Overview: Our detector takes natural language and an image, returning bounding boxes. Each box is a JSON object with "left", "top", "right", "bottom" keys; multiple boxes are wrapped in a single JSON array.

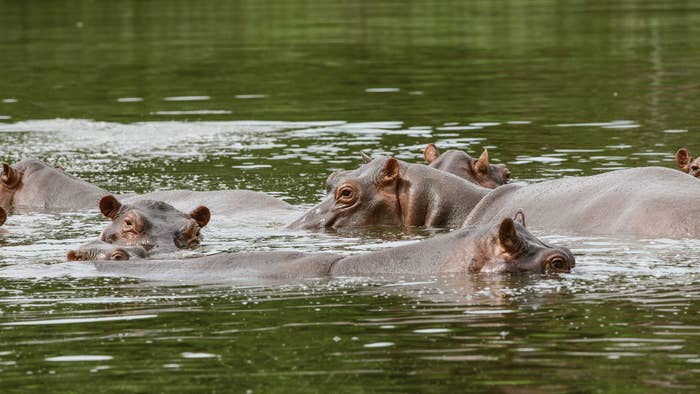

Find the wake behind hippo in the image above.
[
  {"left": 464, "top": 166, "right": 700, "bottom": 239},
  {"left": 87, "top": 213, "right": 574, "bottom": 282},
  {"left": 289, "top": 155, "right": 490, "bottom": 230}
]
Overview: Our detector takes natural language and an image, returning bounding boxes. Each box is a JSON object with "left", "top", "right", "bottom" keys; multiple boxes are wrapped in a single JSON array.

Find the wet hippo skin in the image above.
[
  {"left": 423, "top": 144, "right": 511, "bottom": 188},
  {"left": 0, "top": 159, "right": 108, "bottom": 213},
  {"left": 90, "top": 214, "right": 575, "bottom": 282},
  {"left": 289, "top": 156, "right": 490, "bottom": 230},
  {"left": 464, "top": 167, "right": 700, "bottom": 238}
]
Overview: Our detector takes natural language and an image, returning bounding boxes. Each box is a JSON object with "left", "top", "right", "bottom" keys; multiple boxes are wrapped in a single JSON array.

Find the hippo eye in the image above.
[
  {"left": 335, "top": 184, "right": 358, "bottom": 205},
  {"left": 547, "top": 257, "right": 569, "bottom": 272},
  {"left": 110, "top": 250, "right": 129, "bottom": 261}
]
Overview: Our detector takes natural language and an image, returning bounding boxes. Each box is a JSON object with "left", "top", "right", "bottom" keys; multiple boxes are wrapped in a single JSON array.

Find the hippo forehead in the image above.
[
  {"left": 327, "top": 158, "right": 393, "bottom": 189},
  {"left": 121, "top": 200, "right": 190, "bottom": 220}
]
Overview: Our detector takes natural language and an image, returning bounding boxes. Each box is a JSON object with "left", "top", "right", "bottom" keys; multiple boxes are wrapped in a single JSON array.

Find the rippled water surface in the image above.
[{"left": 2, "top": 1, "right": 700, "bottom": 392}]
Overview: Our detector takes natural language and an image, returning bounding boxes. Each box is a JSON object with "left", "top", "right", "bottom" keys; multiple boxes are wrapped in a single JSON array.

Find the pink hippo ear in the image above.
[
  {"left": 0, "top": 207, "right": 6, "bottom": 226},
  {"left": 381, "top": 157, "right": 400, "bottom": 185},
  {"left": 474, "top": 149, "right": 490, "bottom": 174},
  {"left": 190, "top": 205, "right": 211, "bottom": 228},
  {"left": 1, "top": 163, "right": 21, "bottom": 189},
  {"left": 513, "top": 210, "right": 526, "bottom": 227},
  {"left": 676, "top": 148, "right": 693, "bottom": 173},
  {"left": 99, "top": 195, "right": 122, "bottom": 220},
  {"left": 360, "top": 152, "right": 372, "bottom": 164},
  {"left": 498, "top": 217, "right": 524, "bottom": 255},
  {"left": 423, "top": 144, "right": 440, "bottom": 164}
]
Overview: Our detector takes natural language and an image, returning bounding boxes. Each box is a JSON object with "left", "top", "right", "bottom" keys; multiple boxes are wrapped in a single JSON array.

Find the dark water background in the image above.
[{"left": 2, "top": 1, "right": 700, "bottom": 392}]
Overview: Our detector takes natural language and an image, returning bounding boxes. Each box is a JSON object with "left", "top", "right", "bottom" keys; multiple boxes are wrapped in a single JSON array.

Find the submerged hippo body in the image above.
[
  {"left": 91, "top": 215, "right": 574, "bottom": 281},
  {"left": 0, "top": 159, "right": 108, "bottom": 213},
  {"left": 122, "top": 189, "right": 298, "bottom": 223},
  {"left": 424, "top": 144, "right": 511, "bottom": 188},
  {"left": 464, "top": 167, "right": 700, "bottom": 238},
  {"left": 289, "top": 156, "right": 489, "bottom": 230},
  {"left": 98, "top": 195, "right": 211, "bottom": 253}
]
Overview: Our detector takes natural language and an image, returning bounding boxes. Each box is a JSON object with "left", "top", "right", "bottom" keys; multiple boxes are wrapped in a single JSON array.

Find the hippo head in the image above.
[
  {"left": 0, "top": 162, "right": 22, "bottom": 212},
  {"left": 676, "top": 148, "right": 700, "bottom": 178},
  {"left": 289, "top": 156, "right": 403, "bottom": 230},
  {"left": 424, "top": 144, "right": 510, "bottom": 188},
  {"left": 67, "top": 241, "right": 147, "bottom": 261},
  {"left": 98, "top": 195, "right": 211, "bottom": 252},
  {"left": 465, "top": 211, "right": 575, "bottom": 274}
]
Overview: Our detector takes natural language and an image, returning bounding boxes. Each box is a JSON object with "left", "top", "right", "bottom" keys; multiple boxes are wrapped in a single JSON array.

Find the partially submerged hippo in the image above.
[
  {"left": 676, "top": 148, "right": 700, "bottom": 178},
  {"left": 67, "top": 240, "right": 147, "bottom": 261},
  {"left": 464, "top": 167, "right": 700, "bottom": 239},
  {"left": 290, "top": 156, "right": 490, "bottom": 230},
  {"left": 90, "top": 213, "right": 574, "bottom": 282},
  {"left": 98, "top": 195, "right": 211, "bottom": 252},
  {"left": 0, "top": 207, "right": 6, "bottom": 232},
  {"left": 0, "top": 159, "right": 108, "bottom": 213},
  {"left": 423, "top": 144, "right": 510, "bottom": 188}
]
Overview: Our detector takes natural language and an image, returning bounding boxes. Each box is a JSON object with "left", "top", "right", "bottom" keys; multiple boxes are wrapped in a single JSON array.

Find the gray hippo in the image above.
[
  {"left": 289, "top": 156, "right": 490, "bottom": 230},
  {"left": 676, "top": 148, "right": 700, "bottom": 178},
  {"left": 0, "top": 159, "right": 108, "bottom": 213},
  {"left": 0, "top": 159, "right": 298, "bottom": 220},
  {"left": 67, "top": 240, "right": 147, "bottom": 261},
  {"left": 423, "top": 144, "right": 511, "bottom": 188},
  {"left": 76, "top": 213, "right": 575, "bottom": 282},
  {"left": 464, "top": 167, "right": 700, "bottom": 239},
  {"left": 98, "top": 195, "right": 211, "bottom": 252}
]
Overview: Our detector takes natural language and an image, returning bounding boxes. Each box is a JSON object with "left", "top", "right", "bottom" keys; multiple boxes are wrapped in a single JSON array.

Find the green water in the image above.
[{"left": 2, "top": 1, "right": 700, "bottom": 392}]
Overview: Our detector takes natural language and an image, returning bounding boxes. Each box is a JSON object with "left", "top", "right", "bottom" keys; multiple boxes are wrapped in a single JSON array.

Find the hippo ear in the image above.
[
  {"left": 381, "top": 157, "right": 400, "bottom": 185},
  {"left": 498, "top": 217, "right": 524, "bottom": 255},
  {"left": 424, "top": 144, "right": 440, "bottom": 164},
  {"left": 0, "top": 207, "right": 6, "bottom": 226},
  {"left": 99, "top": 195, "right": 122, "bottom": 220},
  {"left": 1, "top": 163, "right": 21, "bottom": 189},
  {"left": 513, "top": 210, "right": 526, "bottom": 227},
  {"left": 474, "top": 149, "right": 490, "bottom": 174},
  {"left": 676, "top": 148, "right": 692, "bottom": 172},
  {"left": 360, "top": 152, "right": 372, "bottom": 164},
  {"left": 190, "top": 205, "right": 211, "bottom": 228}
]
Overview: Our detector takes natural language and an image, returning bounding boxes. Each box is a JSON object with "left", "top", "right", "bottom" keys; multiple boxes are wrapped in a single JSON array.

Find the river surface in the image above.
[{"left": 2, "top": 1, "right": 700, "bottom": 393}]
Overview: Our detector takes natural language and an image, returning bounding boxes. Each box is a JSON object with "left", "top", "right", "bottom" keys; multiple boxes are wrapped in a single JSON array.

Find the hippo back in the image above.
[{"left": 464, "top": 167, "right": 700, "bottom": 238}]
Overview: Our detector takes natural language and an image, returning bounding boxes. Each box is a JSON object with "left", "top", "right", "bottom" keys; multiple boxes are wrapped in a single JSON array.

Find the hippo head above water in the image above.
[
  {"left": 676, "top": 148, "right": 700, "bottom": 178},
  {"left": 67, "top": 240, "right": 147, "bottom": 262},
  {"left": 466, "top": 212, "right": 575, "bottom": 274},
  {"left": 289, "top": 154, "right": 489, "bottom": 230},
  {"left": 98, "top": 195, "right": 211, "bottom": 252},
  {"left": 423, "top": 144, "right": 510, "bottom": 188}
]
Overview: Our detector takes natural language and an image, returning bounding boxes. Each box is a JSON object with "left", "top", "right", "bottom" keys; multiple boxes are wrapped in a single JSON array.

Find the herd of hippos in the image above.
[{"left": 1, "top": 144, "right": 700, "bottom": 282}]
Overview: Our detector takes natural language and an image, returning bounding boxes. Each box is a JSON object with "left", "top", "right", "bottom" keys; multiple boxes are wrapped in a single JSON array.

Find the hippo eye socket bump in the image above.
[{"left": 335, "top": 185, "right": 357, "bottom": 204}]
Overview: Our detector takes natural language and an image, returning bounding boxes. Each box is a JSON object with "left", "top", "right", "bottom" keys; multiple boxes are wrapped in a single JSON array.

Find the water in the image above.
[{"left": 2, "top": 0, "right": 700, "bottom": 392}]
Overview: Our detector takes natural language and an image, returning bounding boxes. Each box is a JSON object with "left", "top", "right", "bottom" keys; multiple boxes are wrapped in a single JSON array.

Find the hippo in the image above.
[
  {"left": 88, "top": 213, "right": 574, "bottom": 282},
  {"left": 423, "top": 144, "right": 510, "bottom": 188},
  {"left": 0, "top": 159, "right": 108, "bottom": 213},
  {"left": 98, "top": 195, "right": 211, "bottom": 253},
  {"left": 676, "top": 148, "right": 700, "bottom": 178},
  {"left": 464, "top": 166, "right": 700, "bottom": 239},
  {"left": 289, "top": 155, "right": 490, "bottom": 230},
  {"left": 67, "top": 240, "right": 147, "bottom": 261}
]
